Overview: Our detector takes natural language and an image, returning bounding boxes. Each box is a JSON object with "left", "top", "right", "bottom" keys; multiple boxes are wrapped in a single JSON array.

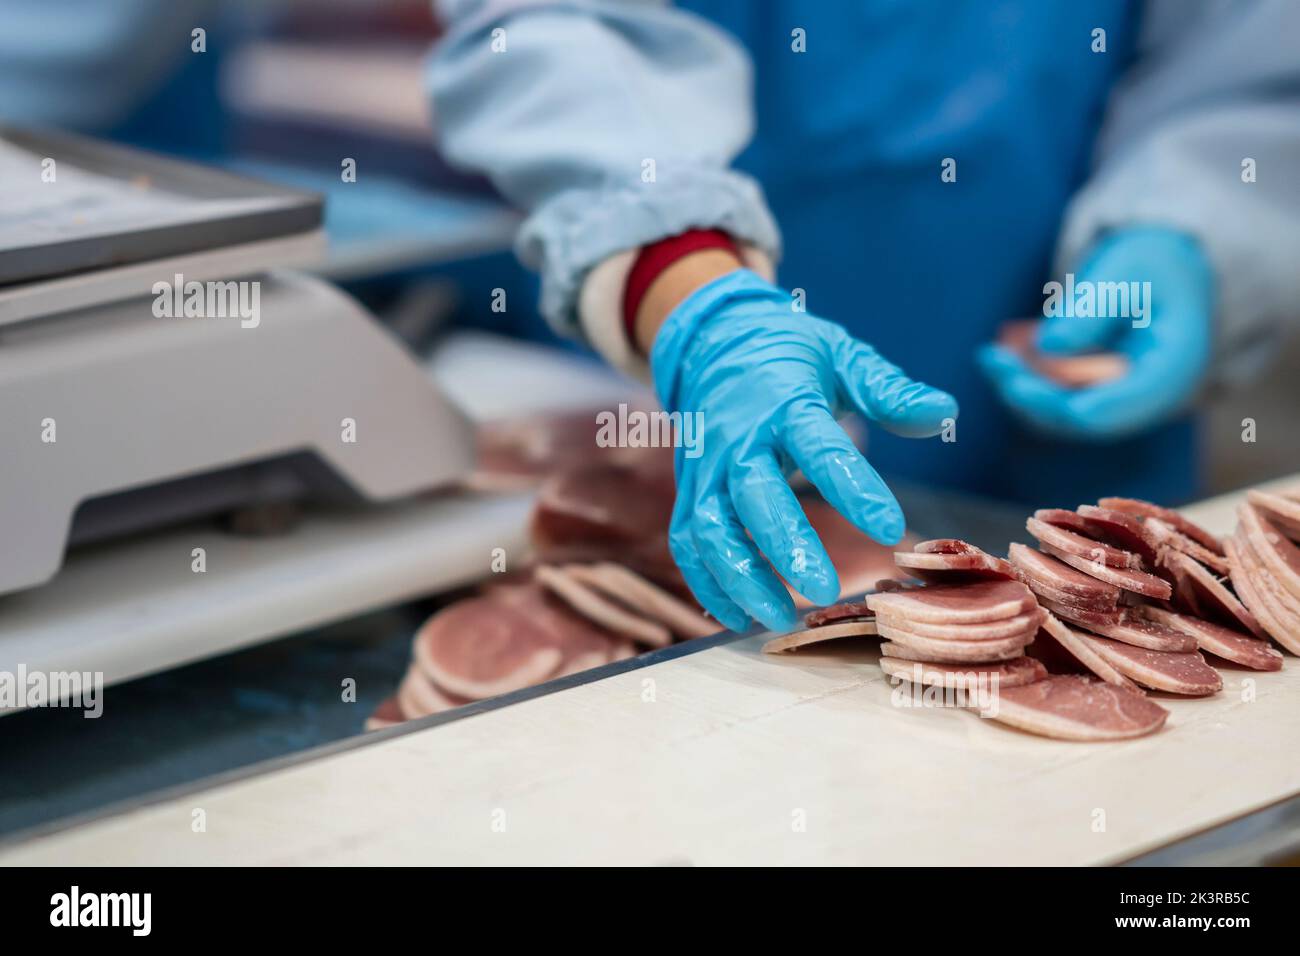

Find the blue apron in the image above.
[{"left": 686, "top": 0, "right": 1200, "bottom": 507}]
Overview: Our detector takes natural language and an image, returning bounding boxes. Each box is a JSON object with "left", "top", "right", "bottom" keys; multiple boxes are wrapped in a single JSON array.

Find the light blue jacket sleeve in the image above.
[
  {"left": 0, "top": 0, "right": 215, "bottom": 131},
  {"left": 427, "top": 0, "right": 780, "bottom": 336},
  {"left": 1056, "top": 0, "right": 1300, "bottom": 387}
]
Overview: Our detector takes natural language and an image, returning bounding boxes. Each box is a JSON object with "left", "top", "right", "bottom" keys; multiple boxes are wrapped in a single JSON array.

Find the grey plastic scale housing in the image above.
[{"left": 0, "top": 270, "right": 475, "bottom": 597}]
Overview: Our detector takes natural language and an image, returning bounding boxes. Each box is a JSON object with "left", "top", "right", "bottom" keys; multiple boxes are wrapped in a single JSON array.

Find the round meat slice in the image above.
[
  {"left": 1246, "top": 488, "right": 1300, "bottom": 541},
  {"left": 1008, "top": 543, "right": 1120, "bottom": 608},
  {"left": 413, "top": 596, "right": 565, "bottom": 700},
  {"left": 762, "top": 619, "right": 877, "bottom": 654},
  {"left": 894, "top": 539, "right": 1016, "bottom": 582},
  {"left": 1098, "top": 496, "right": 1223, "bottom": 555},
  {"left": 1074, "top": 633, "right": 1223, "bottom": 696},
  {"left": 563, "top": 562, "right": 715, "bottom": 639},
  {"left": 1072, "top": 505, "right": 1160, "bottom": 566},
  {"left": 364, "top": 695, "right": 406, "bottom": 731},
  {"left": 1087, "top": 609, "right": 1199, "bottom": 653},
  {"left": 531, "top": 458, "right": 683, "bottom": 594},
  {"left": 872, "top": 607, "right": 1042, "bottom": 641},
  {"left": 399, "top": 667, "right": 473, "bottom": 718},
  {"left": 1034, "top": 596, "right": 1124, "bottom": 630},
  {"left": 804, "top": 600, "right": 874, "bottom": 628},
  {"left": 1139, "top": 605, "right": 1284, "bottom": 671},
  {"left": 880, "top": 655, "right": 1047, "bottom": 690},
  {"left": 866, "top": 578, "right": 1036, "bottom": 624},
  {"left": 491, "top": 582, "right": 625, "bottom": 676},
  {"left": 883, "top": 642, "right": 1024, "bottom": 665},
  {"left": 608, "top": 640, "right": 638, "bottom": 662},
  {"left": 1158, "top": 548, "right": 1263, "bottom": 638},
  {"left": 874, "top": 620, "right": 1032, "bottom": 661},
  {"left": 981, "top": 675, "right": 1168, "bottom": 741},
  {"left": 1037, "top": 541, "right": 1172, "bottom": 600},
  {"left": 997, "top": 320, "right": 1129, "bottom": 388},
  {"left": 1036, "top": 611, "right": 1138, "bottom": 690},
  {"left": 536, "top": 565, "right": 672, "bottom": 647},
  {"left": 1025, "top": 517, "right": 1141, "bottom": 569},
  {"left": 1145, "top": 517, "right": 1229, "bottom": 576}
]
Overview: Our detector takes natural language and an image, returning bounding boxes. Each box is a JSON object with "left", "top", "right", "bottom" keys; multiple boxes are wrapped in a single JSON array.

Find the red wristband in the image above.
[{"left": 622, "top": 229, "right": 740, "bottom": 341}]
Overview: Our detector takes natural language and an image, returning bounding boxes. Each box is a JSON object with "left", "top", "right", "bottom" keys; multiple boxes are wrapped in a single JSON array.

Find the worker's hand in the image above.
[
  {"left": 650, "top": 269, "right": 958, "bottom": 633},
  {"left": 978, "top": 226, "right": 1214, "bottom": 440}
]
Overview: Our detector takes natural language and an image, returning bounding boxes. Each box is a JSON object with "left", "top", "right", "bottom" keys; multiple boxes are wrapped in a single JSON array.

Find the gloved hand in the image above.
[
  {"left": 978, "top": 226, "right": 1214, "bottom": 441},
  {"left": 650, "top": 269, "right": 958, "bottom": 634}
]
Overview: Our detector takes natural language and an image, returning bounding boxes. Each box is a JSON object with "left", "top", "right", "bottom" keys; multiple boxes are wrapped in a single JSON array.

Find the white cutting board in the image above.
[
  {"left": 6, "top": 478, "right": 1299, "bottom": 865},
  {"left": 0, "top": 333, "right": 638, "bottom": 710}
]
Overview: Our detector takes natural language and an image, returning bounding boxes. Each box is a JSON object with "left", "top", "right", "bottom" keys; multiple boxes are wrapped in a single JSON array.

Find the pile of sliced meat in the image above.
[
  {"left": 369, "top": 411, "right": 903, "bottom": 729},
  {"left": 1225, "top": 490, "right": 1300, "bottom": 658},
  {"left": 764, "top": 489, "right": 1298, "bottom": 742},
  {"left": 370, "top": 568, "right": 713, "bottom": 729}
]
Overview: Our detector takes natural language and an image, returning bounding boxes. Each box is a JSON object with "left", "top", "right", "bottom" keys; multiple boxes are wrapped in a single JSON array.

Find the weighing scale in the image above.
[{"left": 0, "top": 129, "right": 625, "bottom": 711}]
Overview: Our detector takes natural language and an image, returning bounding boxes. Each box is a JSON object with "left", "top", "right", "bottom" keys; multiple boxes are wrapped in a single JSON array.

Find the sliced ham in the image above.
[
  {"left": 997, "top": 320, "right": 1129, "bottom": 389},
  {"left": 412, "top": 596, "right": 564, "bottom": 700},
  {"left": 1025, "top": 517, "right": 1141, "bottom": 569},
  {"left": 1073, "top": 633, "right": 1222, "bottom": 696},
  {"left": 1138, "top": 605, "right": 1284, "bottom": 671},
  {"left": 880, "top": 655, "right": 1047, "bottom": 690},
  {"left": 1158, "top": 548, "right": 1264, "bottom": 639},
  {"left": 1035, "top": 596, "right": 1124, "bottom": 630},
  {"left": 872, "top": 607, "right": 1042, "bottom": 641},
  {"left": 1008, "top": 543, "right": 1120, "bottom": 609},
  {"left": 1237, "top": 502, "right": 1300, "bottom": 612},
  {"left": 563, "top": 562, "right": 715, "bottom": 639},
  {"left": 1224, "top": 532, "right": 1300, "bottom": 654},
  {"left": 805, "top": 600, "right": 874, "bottom": 628},
  {"left": 893, "top": 539, "right": 1016, "bottom": 582},
  {"left": 1086, "top": 609, "right": 1199, "bottom": 653},
  {"left": 1224, "top": 536, "right": 1291, "bottom": 644},
  {"left": 874, "top": 620, "right": 1031, "bottom": 661},
  {"left": 608, "top": 640, "right": 638, "bottom": 661},
  {"left": 762, "top": 619, "right": 878, "bottom": 654},
  {"left": 1246, "top": 488, "right": 1300, "bottom": 541},
  {"left": 1037, "top": 541, "right": 1172, "bottom": 600},
  {"left": 492, "top": 582, "right": 625, "bottom": 676},
  {"left": 467, "top": 406, "right": 665, "bottom": 492},
  {"left": 535, "top": 565, "right": 672, "bottom": 647},
  {"left": 1036, "top": 611, "right": 1138, "bottom": 690},
  {"left": 981, "top": 675, "right": 1168, "bottom": 742},
  {"left": 865, "top": 578, "right": 1036, "bottom": 624},
  {"left": 1097, "top": 496, "right": 1223, "bottom": 555},
  {"left": 399, "top": 668, "right": 472, "bottom": 718},
  {"left": 1145, "top": 517, "right": 1229, "bottom": 576},
  {"left": 531, "top": 459, "right": 684, "bottom": 595},
  {"left": 364, "top": 695, "right": 406, "bottom": 731},
  {"left": 1072, "top": 505, "right": 1160, "bottom": 566}
]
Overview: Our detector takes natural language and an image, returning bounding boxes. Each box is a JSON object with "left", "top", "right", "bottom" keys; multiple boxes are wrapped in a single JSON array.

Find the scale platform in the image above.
[{"left": 0, "top": 127, "right": 639, "bottom": 713}]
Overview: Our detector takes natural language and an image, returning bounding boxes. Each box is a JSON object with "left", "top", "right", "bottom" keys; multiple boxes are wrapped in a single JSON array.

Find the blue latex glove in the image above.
[
  {"left": 978, "top": 226, "right": 1214, "bottom": 441},
  {"left": 650, "top": 270, "right": 958, "bottom": 634}
]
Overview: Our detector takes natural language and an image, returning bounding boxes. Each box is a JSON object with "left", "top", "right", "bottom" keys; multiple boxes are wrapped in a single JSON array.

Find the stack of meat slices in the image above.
[
  {"left": 1102, "top": 496, "right": 1288, "bottom": 668},
  {"left": 368, "top": 565, "right": 713, "bottom": 729},
  {"left": 1224, "top": 491, "right": 1300, "bottom": 658},
  {"left": 877, "top": 541, "right": 1170, "bottom": 741},
  {"left": 1016, "top": 499, "right": 1284, "bottom": 694}
]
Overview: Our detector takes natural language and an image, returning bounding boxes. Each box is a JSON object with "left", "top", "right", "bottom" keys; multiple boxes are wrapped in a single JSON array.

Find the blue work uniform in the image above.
[{"left": 690, "top": 1, "right": 1195, "bottom": 506}]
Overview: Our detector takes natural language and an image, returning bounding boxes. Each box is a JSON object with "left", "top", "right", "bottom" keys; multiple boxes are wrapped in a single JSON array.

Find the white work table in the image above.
[{"left": 4, "top": 479, "right": 1299, "bottom": 866}]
